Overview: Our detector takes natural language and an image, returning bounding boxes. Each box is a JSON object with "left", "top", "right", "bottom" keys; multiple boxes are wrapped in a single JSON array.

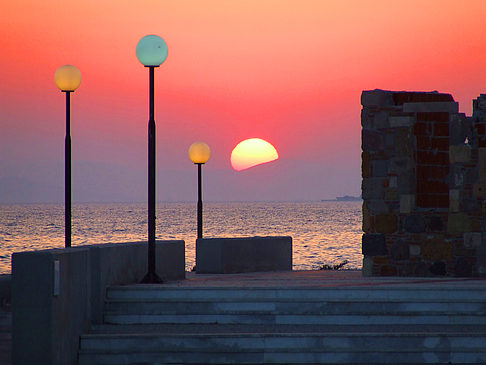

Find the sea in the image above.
[{"left": 0, "top": 201, "right": 362, "bottom": 275}]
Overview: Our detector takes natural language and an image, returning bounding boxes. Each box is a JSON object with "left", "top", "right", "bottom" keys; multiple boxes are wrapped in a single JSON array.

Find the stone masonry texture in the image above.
[{"left": 361, "top": 90, "right": 486, "bottom": 277}]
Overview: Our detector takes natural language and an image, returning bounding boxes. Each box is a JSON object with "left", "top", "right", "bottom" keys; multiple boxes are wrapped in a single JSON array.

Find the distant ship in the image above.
[{"left": 335, "top": 195, "right": 362, "bottom": 201}]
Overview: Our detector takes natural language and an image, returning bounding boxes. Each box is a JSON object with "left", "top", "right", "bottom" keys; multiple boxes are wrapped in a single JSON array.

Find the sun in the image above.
[{"left": 230, "top": 138, "right": 279, "bottom": 171}]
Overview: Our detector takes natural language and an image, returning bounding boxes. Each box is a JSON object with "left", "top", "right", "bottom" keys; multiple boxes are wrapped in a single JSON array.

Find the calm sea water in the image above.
[{"left": 0, "top": 201, "right": 362, "bottom": 274}]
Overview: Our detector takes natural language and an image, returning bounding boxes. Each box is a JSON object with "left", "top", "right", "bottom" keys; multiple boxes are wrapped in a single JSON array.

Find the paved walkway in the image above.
[{"left": 162, "top": 269, "right": 486, "bottom": 289}]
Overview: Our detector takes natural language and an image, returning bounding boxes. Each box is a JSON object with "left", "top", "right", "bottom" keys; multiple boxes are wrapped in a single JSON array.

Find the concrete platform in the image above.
[{"left": 161, "top": 269, "right": 486, "bottom": 289}]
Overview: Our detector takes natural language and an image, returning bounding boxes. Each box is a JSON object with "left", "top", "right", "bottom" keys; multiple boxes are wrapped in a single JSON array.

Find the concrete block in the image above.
[
  {"left": 400, "top": 195, "right": 415, "bottom": 213},
  {"left": 362, "top": 233, "right": 386, "bottom": 256},
  {"left": 464, "top": 232, "right": 482, "bottom": 249},
  {"left": 389, "top": 116, "right": 415, "bottom": 128},
  {"left": 450, "top": 144, "right": 471, "bottom": 163},
  {"left": 196, "top": 237, "right": 292, "bottom": 274},
  {"left": 402, "top": 102, "right": 458, "bottom": 113},
  {"left": 479, "top": 148, "right": 486, "bottom": 182},
  {"left": 449, "top": 189, "right": 460, "bottom": 212}
]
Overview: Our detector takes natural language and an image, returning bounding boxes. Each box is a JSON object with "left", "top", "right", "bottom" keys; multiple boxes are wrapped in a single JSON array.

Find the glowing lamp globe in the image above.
[
  {"left": 188, "top": 142, "right": 211, "bottom": 164},
  {"left": 136, "top": 35, "right": 168, "bottom": 66},
  {"left": 54, "top": 65, "right": 81, "bottom": 91}
]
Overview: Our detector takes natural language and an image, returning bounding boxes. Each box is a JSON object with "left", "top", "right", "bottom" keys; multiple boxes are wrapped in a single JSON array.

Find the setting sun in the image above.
[{"left": 230, "top": 138, "right": 279, "bottom": 171}]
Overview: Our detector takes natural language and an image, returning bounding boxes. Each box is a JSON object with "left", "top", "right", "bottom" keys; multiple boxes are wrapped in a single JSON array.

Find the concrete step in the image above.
[
  {"left": 103, "top": 312, "right": 486, "bottom": 325},
  {"left": 106, "top": 285, "right": 486, "bottom": 301},
  {"left": 104, "top": 298, "right": 486, "bottom": 315},
  {"left": 103, "top": 285, "right": 486, "bottom": 326},
  {"left": 79, "top": 285, "right": 486, "bottom": 364},
  {"left": 78, "top": 332, "right": 486, "bottom": 364},
  {"left": 87, "top": 323, "right": 486, "bottom": 335}
]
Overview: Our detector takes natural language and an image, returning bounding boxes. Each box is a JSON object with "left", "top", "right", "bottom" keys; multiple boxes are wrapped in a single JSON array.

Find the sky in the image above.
[{"left": 2, "top": 0, "right": 486, "bottom": 203}]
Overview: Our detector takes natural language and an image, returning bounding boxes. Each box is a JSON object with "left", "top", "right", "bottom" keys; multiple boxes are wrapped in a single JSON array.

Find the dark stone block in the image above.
[
  {"left": 362, "top": 130, "right": 384, "bottom": 151},
  {"left": 462, "top": 199, "right": 480, "bottom": 212},
  {"left": 397, "top": 173, "right": 415, "bottom": 194},
  {"left": 450, "top": 114, "right": 467, "bottom": 145},
  {"left": 373, "top": 111, "right": 389, "bottom": 129},
  {"left": 455, "top": 258, "right": 473, "bottom": 277},
  {"left": 361, "top": 108, "right": 372, "bottom": 128},
  {"left": 428, "top": 216, "right": 444, "bottom": 231},
  {"left": 389, "top": 157, "right": 413, "bottom": 175},
  {"left": 392, "top": 91, "right": 454, "bottom": 105},
  {"left": 413, "top": 261, "right": 430, "bottom": 276},
  {"left": 429, "top": 261, "right": 446, "bottom": 276},
  {"left": 362, "top": 234, "right": 386, "bottom": 256},
  {"left": 450, "top": 165, "right": 465, "bottom": 189},
  {"left": 372, "top": 160, "right": 388, "bottom": 177},
  {"left": 398, "top": 263, "right": 415, "bottom": 276},
  {"left": 361, "top": 89, "right": 395, "bottom": 108},
  {"left": 390, "top": 240, "right": 409, "bottom": 261},
  {"left": 403, "top": 214, "right": 426, "bottom": 233},
  {"left": 362, "top": 178, "right": 384, "bottom": 200}
]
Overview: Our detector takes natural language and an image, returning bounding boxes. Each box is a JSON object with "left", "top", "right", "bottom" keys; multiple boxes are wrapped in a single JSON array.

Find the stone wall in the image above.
[{"left": 361, "top": 90, "right": 486, "bottom": 277}]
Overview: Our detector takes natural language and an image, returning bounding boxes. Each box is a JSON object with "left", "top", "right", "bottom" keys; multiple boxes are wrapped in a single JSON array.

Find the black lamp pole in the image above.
[
  {"left": 142, "top": 65, "right": 162, "bottom": 283},
  {"left": 64, "top": 91, "right": 72, "bottom": 248},
  {"left": 197, "top": 163, "right": 203, "bottom": 239}
]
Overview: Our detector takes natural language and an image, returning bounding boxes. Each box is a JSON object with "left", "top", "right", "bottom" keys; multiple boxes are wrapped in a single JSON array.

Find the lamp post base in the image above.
[{"left": 140, "top": 272, "right": 163, "bottom": 284}]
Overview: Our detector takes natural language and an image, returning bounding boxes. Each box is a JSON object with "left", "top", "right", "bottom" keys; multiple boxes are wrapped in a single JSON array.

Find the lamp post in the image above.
[
  {"left": 136, "top": 35, "right": 168, "bottom": 283},
  {"left": 188, "top": 142, "right": 211, "bottom": 239},
  {"left": 55, "top": 65, "right": 81, "bottom": 248}
]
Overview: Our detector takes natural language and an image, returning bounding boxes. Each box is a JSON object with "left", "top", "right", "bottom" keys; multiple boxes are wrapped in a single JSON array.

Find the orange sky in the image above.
[{"left": 2, "top": 0, "right": 486, "bottom": 202}]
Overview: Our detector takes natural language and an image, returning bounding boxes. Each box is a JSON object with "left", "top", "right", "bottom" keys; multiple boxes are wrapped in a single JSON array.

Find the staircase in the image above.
[{"left": 78, "top": 282, "right": 486, "bottom": 364}]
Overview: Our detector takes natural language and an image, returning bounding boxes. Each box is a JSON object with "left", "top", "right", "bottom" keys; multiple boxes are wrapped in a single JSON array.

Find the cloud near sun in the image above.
[{"left": 230, "top": 138, "right": 279, "bottom": 171}]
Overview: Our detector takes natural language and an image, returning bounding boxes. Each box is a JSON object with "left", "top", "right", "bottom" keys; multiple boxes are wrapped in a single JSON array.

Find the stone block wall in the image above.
[{"left": 361, "top": 89, "right": 486, "bottom": 277}]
